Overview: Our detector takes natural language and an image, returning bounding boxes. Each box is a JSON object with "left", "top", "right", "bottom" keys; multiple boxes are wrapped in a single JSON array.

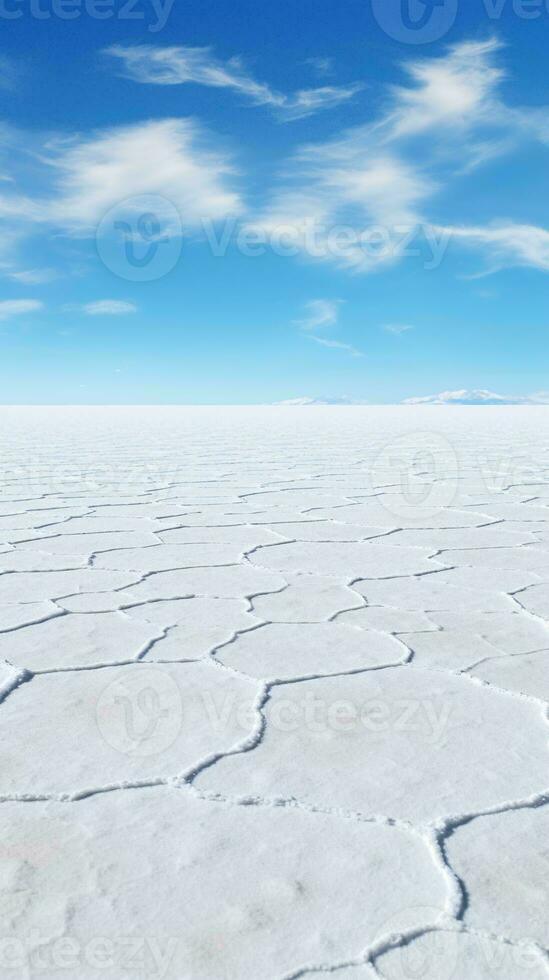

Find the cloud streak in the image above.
[
  {"left": 383, "top": 39, "right": 505, "bottom": 141},
  {"left": 105, "top": 45, "right": 362, "bottom": 121},
  {"left": 247, "top": 39, "right": 549, "bottom": 275},
  {"left": 383, "top": 323, "right": 414, "bottom": 335},
  {"left": 5, "top": 268, "right": 59, "bottom": 285},
  {"left": 293, "top": 299, "right": 342, "bottom": 331},
  {"left": 50, "top": 119, "right": 241, "bottom": 233},
  {"left": 0, "top": 299, "right": 43, "bottom": 319},
  {"left": 308, "top": 335, "right": 363, "bottom": 357},
  {"left": 433, "top": 223, "right": 549, "bottom": 274},
  {"left": 293, "top": 299, "right": 362, "bottom": 356},
  {"left": 0, "top": 118, "right": 242, "bottom": 247},
  {"left": 0, "top": 38, "right": 547, "bottom": 284},
  {"left": 82, "top": 300, "right": 138, "bottom": 316}
]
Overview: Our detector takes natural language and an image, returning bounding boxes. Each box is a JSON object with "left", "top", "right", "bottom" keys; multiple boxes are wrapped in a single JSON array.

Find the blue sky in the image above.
[{"left": 0, "top": 0, "right": 548, "bottom": 403}]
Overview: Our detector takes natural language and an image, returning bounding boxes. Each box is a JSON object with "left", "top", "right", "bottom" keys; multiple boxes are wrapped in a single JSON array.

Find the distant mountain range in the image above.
[
  {"left": 403, "top": 389, "right": 549, "bottom": 405},
  {"left": 275, "top": 397, "right": 359, "bottom": 405},
  {"left": 274, "top": 390, "right": 549, "bottom": 406}
]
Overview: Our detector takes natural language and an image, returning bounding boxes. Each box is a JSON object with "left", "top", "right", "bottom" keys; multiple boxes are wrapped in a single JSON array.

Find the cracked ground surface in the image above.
[{"left": 0, "top": 404, "right": 548, "bottom": 979}]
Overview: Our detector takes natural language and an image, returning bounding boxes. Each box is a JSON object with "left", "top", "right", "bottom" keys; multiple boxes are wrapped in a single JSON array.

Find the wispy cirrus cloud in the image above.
[
  {"left": 305, "top": 57, "right": 335, "bottom": 78},
  {"left": 434, "top": 223, "right": 549, "bottom": 275},
  {"left": 308, "top": 335, "right": 363, "bottom": 357},
  {"left": 293, "top": 298, "right": 342, "bottom": 331},
  {"left": 244, "top": 160, "right": 431, "bottom": 274},
  {"left": 293, "top": 299, "right": 362, "bottom": 357},
  {"left": 383, "top": 323, "right": 414, "bottom": 335},
  {"left": 0, "top": 38, "right": 547, "bottom": 284},
  {"left": 82, "top": 300, "right": 138, "bottom": 316},
  {"left": 382, "top": 39, "right": 505, "bottom": 141},
  {"left": 0, "top": 119, "right": 242, "bottom": 237},
  {"left": 0, "top": 299, "right": 44, "bottom": 319},
  {"left": 50, "top": 119, "right": 242, "bottom": 232},
  {"left": 375, "top": 38, "right": 547, "bottom": 152},
  {"left": 6, "top": 268, "right": 59, "bottom": 285},
  {"left": 104, "top": 45, "right": 362, "bottom": 121},
  {"left": 247, "top": 39, "right": 549, "bottom": 275}
]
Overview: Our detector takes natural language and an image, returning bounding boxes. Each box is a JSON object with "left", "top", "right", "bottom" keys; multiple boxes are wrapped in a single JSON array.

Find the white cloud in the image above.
[
  {"left": 7, "top": 268, "right": 59, "bottom": 285},
  {"left": 247, "top": 45, "right": 472, "bottom": 272},
  {"left": 384, "top": 40, "right": 505, "bottom": 141},
  {"left": 308, "top": 335, "right": 363, "bottom": 357},
  {"left": 0, "top": 119, "right": 242, "bottom": 246},
  {"left": 383, "top": 323, "right": 414, "bottom": 335},
  {"left": 0, "top": 299, "right": 44, "bottom": 319},
  {"left": 432, "top": 222, "right": 549, "bottom": 274},
  {"left": 293, "top": 298, "right": 361, "bottom": 356},
  {"left": 280, "top": 87, "right": 362, "bottom": 121},
  {"left": 379, "top": 38, "right": 548, "bottom": 152},
  {"left": 0, "top": 119, "right": 242, "bottom": 285},
  {"left": 105, "top": 45, "right": 361, "bottom": 121},
  {"left": 247, "top": 40, "right": 549, "bottom": 274},
  {"left": 247, "top": 154, "right": 430, "bottom": 272},
  {"left": 0, "top": 194, "right": 47, "bottom": 223},
  {"left": 294, "top": 299, "right": 341, "bottom": 330},
  {"left": 50, "top": 119, "right": 241, "bottom": 233},
  {"left": 1, "top": 38, "right": 547, "bottom": 284},
  {"left": 305, "top": 57, "right": 334, "bottom": 78},
  {"left": 82, "top": 300, "right": 138, "bottom": 316}
]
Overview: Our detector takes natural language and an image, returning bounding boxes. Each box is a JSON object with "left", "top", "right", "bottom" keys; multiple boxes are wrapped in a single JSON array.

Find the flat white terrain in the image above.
[{"left": 0, "top": 405, "right": 548, "bottom": 979}]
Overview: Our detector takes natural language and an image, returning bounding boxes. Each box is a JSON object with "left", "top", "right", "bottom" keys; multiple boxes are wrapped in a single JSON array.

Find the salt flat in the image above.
[{"left": 0, "top": 405, "right": 548, "bottom": 979}]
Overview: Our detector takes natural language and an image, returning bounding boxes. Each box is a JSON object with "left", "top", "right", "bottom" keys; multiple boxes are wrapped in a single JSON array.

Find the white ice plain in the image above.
[{"left": 0, "top": 405, "right": 548, "bottom": 980}]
